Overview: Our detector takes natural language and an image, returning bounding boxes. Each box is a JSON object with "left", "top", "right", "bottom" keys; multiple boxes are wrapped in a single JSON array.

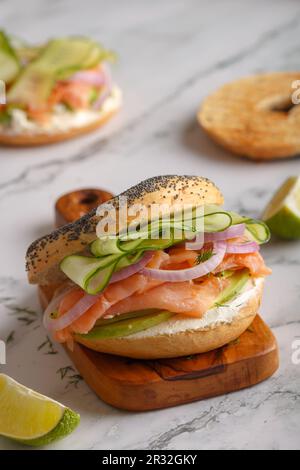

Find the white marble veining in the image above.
[{"left": 0, "top": 0, "right": 300, "bottom": 450}]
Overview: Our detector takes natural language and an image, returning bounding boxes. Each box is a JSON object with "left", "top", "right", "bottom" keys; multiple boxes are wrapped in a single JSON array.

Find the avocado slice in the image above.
[
  {"left": 77, "top": 310, "right": 174, "bottom": 340},
  {"left": 214, "top": 269, "right": 250, "bottom": 306},
  {"left": 95, "top": 309, "right": 160, "bottom": 326}
]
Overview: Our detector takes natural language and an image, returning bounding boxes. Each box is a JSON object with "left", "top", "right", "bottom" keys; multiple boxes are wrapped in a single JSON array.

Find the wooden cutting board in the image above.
[{"left": 40, "top": 189, "right": 279, "bottom": 411}]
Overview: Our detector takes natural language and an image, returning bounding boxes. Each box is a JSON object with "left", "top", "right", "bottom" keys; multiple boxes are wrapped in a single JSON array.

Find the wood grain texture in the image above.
[
  {"left": 39, "top": 188, "right": 279, "bottom": 411},
  {"left": 65, "top": 315, "right": 279, "bottom": 410}
]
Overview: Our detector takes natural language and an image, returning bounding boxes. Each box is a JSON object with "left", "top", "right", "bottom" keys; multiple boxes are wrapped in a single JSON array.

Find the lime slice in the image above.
[
  {"left": 262, "top": 176, "right": 300, "bottom": 240},
  {"left": 0, "top": 374, "right": 80, "bottom": 447}
]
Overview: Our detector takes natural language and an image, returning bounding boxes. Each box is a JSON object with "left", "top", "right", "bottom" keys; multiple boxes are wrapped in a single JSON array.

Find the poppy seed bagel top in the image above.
[{"left": 26, "top": 175, "right": 223, "bottom": 285}]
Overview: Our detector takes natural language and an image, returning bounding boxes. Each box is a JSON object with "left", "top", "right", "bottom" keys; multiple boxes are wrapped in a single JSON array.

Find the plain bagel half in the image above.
[
  {"left": 198, "top": 72, "right": 300, "bottom": 160},
  {"left": 0, "top": 105, "right": 119, "bottom": 146}
]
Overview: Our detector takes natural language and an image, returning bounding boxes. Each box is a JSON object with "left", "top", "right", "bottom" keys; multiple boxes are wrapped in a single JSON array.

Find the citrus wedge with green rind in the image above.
[
  {"left": 0, "top": 374, "right": 80, "bottom": 447},
  {"left": 262, "top": 176, "right": 300, "bottom": 240}
]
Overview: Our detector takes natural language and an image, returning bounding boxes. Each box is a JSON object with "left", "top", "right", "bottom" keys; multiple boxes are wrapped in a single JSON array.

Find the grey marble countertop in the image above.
[{"left": 0, "top": 0, "right": 300, "bottom": 450}]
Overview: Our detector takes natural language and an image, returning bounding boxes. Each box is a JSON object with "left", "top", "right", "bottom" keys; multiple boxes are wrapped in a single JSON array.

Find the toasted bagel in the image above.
[
  {"left": 0, "top": 106, "right": 119, "bottom": 146},
  {"left": 198, "top": 72, "right": 300, "bottom": 160}
]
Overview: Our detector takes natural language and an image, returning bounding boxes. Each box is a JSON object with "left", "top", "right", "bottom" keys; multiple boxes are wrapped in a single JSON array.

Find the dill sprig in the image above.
[
  {"left": 57, "top": 366, "right": 83, "bottom": 389},
  {"left": 195, "top": 248, "right": 214, "bottom": 265},
  {"left": 7, "top": 305, "right": 38, "bottom": 326},
  {"left": 57, "top": 366, "right": 75, "bottom": 380},
  {"left": 37, "top": 335, "right": 58, "bottom": 355},
  {"left": 67, "top": 374, "right": 83, "bottom": 389},
  {"left": 6, "top": 331, "right": 15, "bottom": 344}
]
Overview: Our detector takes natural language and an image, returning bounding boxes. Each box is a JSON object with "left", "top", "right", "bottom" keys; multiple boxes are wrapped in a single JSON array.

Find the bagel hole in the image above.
[
  {"left": 269, "top": 96, "right": 296, "bottom": 113},
  {"left": 80, "top": 192, "right": 99, "bottom": 205},
  {"left": 258, "top": 95, "right": 297, "bottom": 114}
]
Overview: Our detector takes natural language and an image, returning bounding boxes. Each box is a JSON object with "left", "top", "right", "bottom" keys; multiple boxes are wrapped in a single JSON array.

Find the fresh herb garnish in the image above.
[
  {"left": 66, "top": 373, "right": 83, "bottom": 389},
  {"left": 37, "top": 335, "right": 58, "bottom": 355},
  {"left": 6, "top": 330, "right": 15, "bottom": 344},
  {"left": 0, "top": 110, "right": 12, "bottom": 126},
  {"left": 57, "top": 366, "right": 75, "bottom": 380},
  {"left": 7, "top": 305, "right": 38, "bottom": 326},
  {"left": 195, "top": 248, "right": 214, "bottom": 265},
  {"left": 57, "top": 366, "right": 83, "bottom": 389}
]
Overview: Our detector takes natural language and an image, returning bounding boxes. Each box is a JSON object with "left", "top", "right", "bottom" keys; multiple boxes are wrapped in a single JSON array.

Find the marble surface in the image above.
[{"left": 0, "top": 0, "right": 300, "bottom": 450}]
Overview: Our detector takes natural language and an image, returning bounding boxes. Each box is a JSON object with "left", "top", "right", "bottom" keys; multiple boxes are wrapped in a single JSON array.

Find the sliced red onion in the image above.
[
  {"left": 92, "top": 88, "right": 111, "bottom": 110},
  {"left": 185, "top": 224, "right": 246, "bottom": 250},
  {"left": 185, "top": 233, "right": 204, "bottom": 250},
  {"left": 93, "top": 63, "right": 113, "bottom": 110},
  {"left": 141, "top": 241, "right": 227, "bottom": 282},
  {"left": 110, "top": 251, "right": 154, "bottom": 283},
  {"left": 43, "top": 286, "right": 76, "bottom": 330},
  {"left": 43, "top": 251, "right": 154, "bottom": 332},
  {"left": 226, "top": 241, "right": 259, "bottom": 254},
  {"left": 44, "top": 291, "right": 102, "bottom": 333},
  {"left": 69, "top": 69, "right": 106, "bottom": 87}
]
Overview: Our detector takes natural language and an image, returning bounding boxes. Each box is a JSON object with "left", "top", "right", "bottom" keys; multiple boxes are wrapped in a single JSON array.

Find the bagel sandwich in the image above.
[
  {"left": 0, "top": 31, "right": 121, "bottom": 146},
  {"left": 26, "top": 175, "right": 271, "bottom": 359}
]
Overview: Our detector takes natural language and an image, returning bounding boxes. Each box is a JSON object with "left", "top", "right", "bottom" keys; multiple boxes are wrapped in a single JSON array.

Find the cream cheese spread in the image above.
[{"left": 0, "top": 86, "right": 122, "bottom": 135}]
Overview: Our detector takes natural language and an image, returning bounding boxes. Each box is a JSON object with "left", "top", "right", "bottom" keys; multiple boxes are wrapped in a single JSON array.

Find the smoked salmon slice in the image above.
[
  {"left": 214, "top": 252, "right": 271, "bottom": 277},
  {"left": 105, "top": 276, "right": 230, "bottom": 319},
  {"left": 53, "top": 248, "right": 270, "bottom": 343}
]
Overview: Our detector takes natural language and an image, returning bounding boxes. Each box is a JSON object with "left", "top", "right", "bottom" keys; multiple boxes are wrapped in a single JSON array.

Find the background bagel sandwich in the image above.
[{"left": 0, "top": 31, "right": 121, "bottom": 146}]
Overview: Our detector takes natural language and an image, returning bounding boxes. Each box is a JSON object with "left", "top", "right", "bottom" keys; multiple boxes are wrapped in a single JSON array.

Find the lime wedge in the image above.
[
  {"left": 262, "top": 176, "right": 300, "bottom": 239},
  {"left": 0, "top": 374, "right": 80, "bottom": 447}
]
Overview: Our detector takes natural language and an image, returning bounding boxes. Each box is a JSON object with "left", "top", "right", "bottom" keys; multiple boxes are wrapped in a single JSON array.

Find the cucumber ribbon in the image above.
[
  {"left": 60, "top": 207, "right": 270, "bottom": 295},
  {"left": 7, "top": 37, "right": 116, "bottom": 109},
  {"left": 0, "top": 30, "right": 21, "bottom": 84}
]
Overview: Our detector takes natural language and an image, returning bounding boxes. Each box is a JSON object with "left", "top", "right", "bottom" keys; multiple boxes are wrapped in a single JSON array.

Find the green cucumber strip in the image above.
[
  {"left": 214, "top": 270, "right": 250, "bottom": 306},
  {"left": 8, "top": 66, "right": 55, "bottom": 109},
  {"left": 78, "top": 311, "right": 174, "bottom": 339},
  {"left": 91, "top": 238, "right": 123, "bottom": 257},
  {"left": 118, "top": 238, "right": 144, "bottom": 252},
  {"left": 8, "top": 34, "right": 43, "bottom": 63},
  {"left": 36, "top": 38, "right": 98, "bottom": 72},
  {"left": 245, "top": 221, "right": 271, "bottom": 244},
  {"left": 60, "top": 206, "right": 269, "bottom": 293},
  {"left": 114, "top": 251, "right": 144, "bottom": 270},
  {"left": 86, "top": 263, "right": 117, "bottom": 295},
  {"left": 7, "top": 37, "right": 113, "bottom": 108},
  {"left": 60, "top": 253, "right": 121, "bottom": 291},
  {"left": 0, "top": 31, "right": 20, "bottom": 83},
  {"left": 228, "top": 212, "right": 270, "bottom": 243},
  {"left": 120, "top": 210, "right": 232, "bottom": 242},
  {"left": 203, "top": 212, "right": 232, "bottom": 233},
  {"left": 140, "top": 238, "right": 175, "bottom": 250}
]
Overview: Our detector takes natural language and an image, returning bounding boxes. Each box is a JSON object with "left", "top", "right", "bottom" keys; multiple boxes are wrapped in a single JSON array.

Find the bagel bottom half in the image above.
[
  {"left": 0, "top": 106, "right": 119, "bottom": 146},
  {"left": 39, "top": 279, "right": 263, "bottom": 359}
]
